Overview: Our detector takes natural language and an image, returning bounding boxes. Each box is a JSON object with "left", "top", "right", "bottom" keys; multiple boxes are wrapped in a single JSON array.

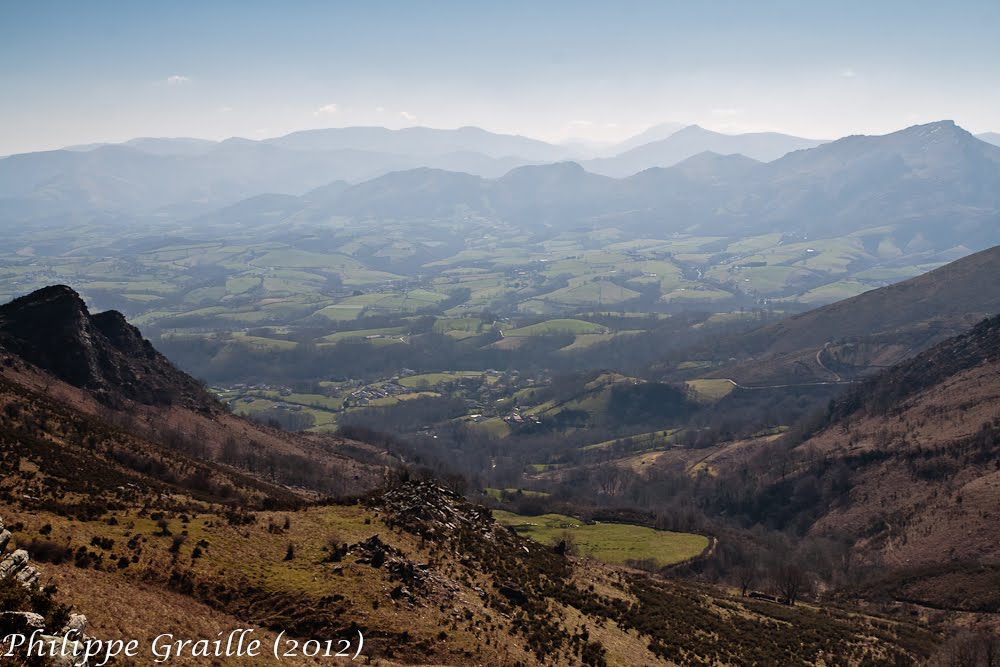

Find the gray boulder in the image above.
[
  {"left": 0, "top": 548, "right": 29, "bottom": 579},
  {"left": 62, "top": 614, "right": 88, "bottom": 637}
]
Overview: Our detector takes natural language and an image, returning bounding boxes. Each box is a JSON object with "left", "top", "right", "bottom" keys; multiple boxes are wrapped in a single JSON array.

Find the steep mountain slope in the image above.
[
  {"left": 0, "top": 285, "right": 215, "bottom": 411},
  {"left": 0, "top": 286, "right": 397, "bottom": 497},
  {"left": 699, "top": 245, "right": 1000, "bottom": 385},
  {"left": 584, "top": 125, "right": 825, "bottom": 176},
  {"left": 748, "top": 120, "right": 1000, "bottom": 242},
  {"left": 725, "top": 314, "right": 1000, "bottom": 611},
  {"left": 0, "top": 465, "right": 937, "bottom": 665}
]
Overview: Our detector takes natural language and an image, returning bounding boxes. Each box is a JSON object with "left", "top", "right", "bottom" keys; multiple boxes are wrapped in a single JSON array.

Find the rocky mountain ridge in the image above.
[{"left": 0, "top": 285, "right": 217, "bottom": 412}]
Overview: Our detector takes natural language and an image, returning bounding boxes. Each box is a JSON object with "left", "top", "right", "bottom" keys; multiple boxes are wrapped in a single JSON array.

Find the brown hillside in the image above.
[
  {"left": 0, "top": 480, "right": 937, "bottom": 666},
  {"left": 724, "top": 315, "right": 1000, "bottom": 611}
]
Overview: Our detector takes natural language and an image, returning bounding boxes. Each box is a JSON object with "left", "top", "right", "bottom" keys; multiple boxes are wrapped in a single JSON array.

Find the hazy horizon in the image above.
[{"left": 3, "top": 0, "right": 999, "bottom": 155}]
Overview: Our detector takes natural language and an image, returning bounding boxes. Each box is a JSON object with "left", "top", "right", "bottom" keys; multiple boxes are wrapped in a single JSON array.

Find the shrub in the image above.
[{"left": 26, "top": 539, "right": 73, "bottom": 565}]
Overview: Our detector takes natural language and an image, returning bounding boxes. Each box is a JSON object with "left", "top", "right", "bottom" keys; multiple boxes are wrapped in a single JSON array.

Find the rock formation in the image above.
[
  {"left": 0, "top": 285, "right": 218, "bottom": 412},
  {"left": 0, "top": 515, "right": 91, "bottom": 666}
]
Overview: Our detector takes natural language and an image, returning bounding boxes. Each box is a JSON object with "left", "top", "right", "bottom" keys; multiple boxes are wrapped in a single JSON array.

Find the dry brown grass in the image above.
[{"left": 802, "top": 358, "right": 1000, "bottom": 568}]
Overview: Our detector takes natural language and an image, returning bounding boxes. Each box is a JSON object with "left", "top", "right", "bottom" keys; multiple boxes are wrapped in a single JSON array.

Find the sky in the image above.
[{"left": 2, "top": 0, "right": 999, "bottom": 154}]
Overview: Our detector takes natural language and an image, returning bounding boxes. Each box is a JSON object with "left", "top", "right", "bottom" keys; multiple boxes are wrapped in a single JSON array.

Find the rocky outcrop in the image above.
[
  {"left": 0, "top": 285, "right": 218, "bottom": 412},
  {"left": 0, "top": 547, "right": 30, "bottom": 579},
  {"left": 346, "top": 534, "right": 445, "bottom": 605},
  {"left": 371, "top": 481, "right": 502, "bottom": 542},
  {"left": 0, "top": 515, "right": 91, "bottom": 666}
]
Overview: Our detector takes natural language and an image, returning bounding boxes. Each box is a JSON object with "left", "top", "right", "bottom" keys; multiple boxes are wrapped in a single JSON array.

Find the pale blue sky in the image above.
[{"left": 2, "top": 0, "right": 998, "bottom": 153}]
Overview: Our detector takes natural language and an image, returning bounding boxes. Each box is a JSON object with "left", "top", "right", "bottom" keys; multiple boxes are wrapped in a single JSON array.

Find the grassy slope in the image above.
[{"left": 493, "top": 511, "right": 708, "bottom": 568}]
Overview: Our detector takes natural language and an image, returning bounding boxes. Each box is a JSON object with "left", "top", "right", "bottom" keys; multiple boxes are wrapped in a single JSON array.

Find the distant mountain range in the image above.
[
  {"left": 266, "top": 125, "right": 570, "bottom": 161},
  {"left": 976, "top": 131, "right": 1000, "bottom": 147},
  {"left": 0, "top": 139, "right": 539, "bottom": 218},
  {"left": 0, "top": 123, "right": 832, "bottom": 217},
  {"left": 595, "top": 121, "right": 689, "bottom": 155},
  {"left": 191, "top": 121, "right": 1000, "bottom": 252},
  {"left": 2, "top": 122, "right": 999, "bottom": 258},
  {"left": 582, "top": 124, "right": 826, "bottom": 177}
]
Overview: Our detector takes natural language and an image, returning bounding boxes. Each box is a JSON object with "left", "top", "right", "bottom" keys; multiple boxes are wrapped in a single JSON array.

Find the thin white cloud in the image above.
[
  {"left": 218, "top": 106, "right": 234, "bottom": 113},
  {"left": 399, "top": 110, "right": 416, "bottom": 121},
  {"left": 313, "top": 103, "right": 338, "bottom": 117},
  {"left": 569, "top": 119, "right": 594, "bottom": 126},
  {"left": 841, "top": 68, "right": 857, "bottom": 78},
  {"left": 166, "top": 74, "right": 190, "bottom": 85},
  {"left": 711, "top": 107, "right": 743, "bottom": 117},
  {"left": 375, "top": 106, "right": 385, "bottom": 113}
]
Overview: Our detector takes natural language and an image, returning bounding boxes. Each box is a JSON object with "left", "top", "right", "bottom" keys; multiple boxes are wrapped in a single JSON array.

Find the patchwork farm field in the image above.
[
  {"left": 0, "top": 213, "right": 939, "bottom": 453},
  {"left": 0, "top": 209, "right": 932, "bottom": 336}
]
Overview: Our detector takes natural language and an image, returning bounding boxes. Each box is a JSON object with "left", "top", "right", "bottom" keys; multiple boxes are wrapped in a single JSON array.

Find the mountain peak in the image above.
[
  {"left": 7, "top": 283, "right": 84, "bottom": 307},
  {"left": 676, "top": 124, "right": 710, "bottom": 134},
  {"left": 897, "top": 119, "right": 971, "bottom": 140},
  {"left": 0, "top": 284, "right": 90, "bottom": 333},
  {"left": 0, "top": 286, "right": 217, "bottom": 411}
]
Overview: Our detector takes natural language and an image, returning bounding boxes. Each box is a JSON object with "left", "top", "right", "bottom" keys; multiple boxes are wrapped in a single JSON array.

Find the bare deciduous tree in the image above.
[
  {"left": 736, "top": 559, "right": 758, "bottom": 597},
  {"left": 774, "top": 562, "right": 808, "bottom": 606}
]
